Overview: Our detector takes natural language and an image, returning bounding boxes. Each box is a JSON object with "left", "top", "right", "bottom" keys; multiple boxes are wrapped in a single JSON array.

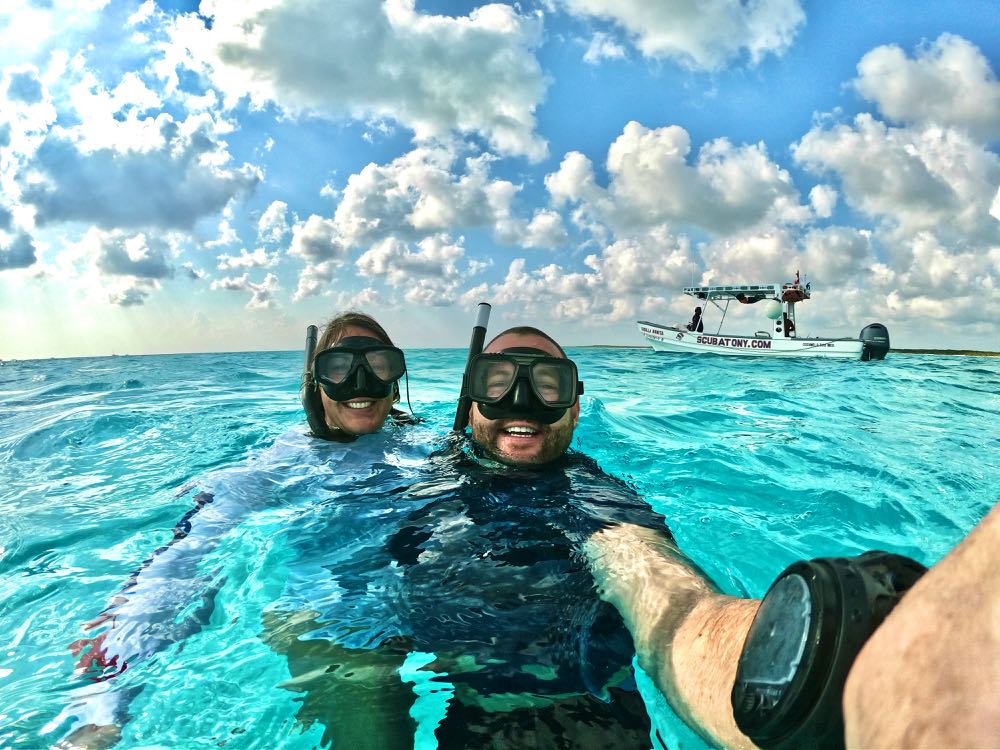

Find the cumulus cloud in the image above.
[
  {"left": 583, "top": 33, "right": 626, "bottom": 64},
  {"left": 0, "top": 0, "right": 110, "bottom": 69},
  {"left": 560, "top": 0, "right": 805, "bottom": 70},
  {"left": 175, "top": 0, "right": 548, "bottom": 159},
  {"left": 853, "top": 34, "right": 1000, "bottom": 142},
  {"left": 287, "top": 214, "right": 346, "bottom": 301},
  {"left": 108, "top": 285, "right": 152, "bottom": 307},
  {"left": 211, "top": 271, "right": 279, "bottom": 309},
  {"left": 356, "top": 233, "right": 467, "bottom": 306},
  {"left": 93, "top": 231, "right": 174, "bottom": 279},
  {"left": 288, "top": 214, "right": 342, "bottom": 264},
  {"left": 546, "top": 121, "right": 807, "bottom": 236},
  {"left": 699, "top": 227, "right": 798, "bottom": 284},
  {"left": 793, "top": 113, "right": 1000, "bottom": 244},
  {"left": 20, "top": 115, "right": 259, "bottom": 231},
  {"left": 793, "top": 39, "right": 1000, "bottom": 325},
  {"left": 799, "top": 226, "right": 874, "bottom": 286},
  {"left": 257, "top": 200, "right": 289, "bottom": 244},
  {"left": 217, "top": 247, "right": 276, "bottom": 270},
  {"left": 809, "top": 184, "right": 838, "bottom": 218},
  {"left": 466, "top": 228, "right": 698, "bottom": 321}
]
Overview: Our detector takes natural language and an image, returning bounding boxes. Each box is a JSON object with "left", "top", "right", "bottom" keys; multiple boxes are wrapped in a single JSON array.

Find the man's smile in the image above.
[{"left": 502, "top": 424, "right": 540, "bottom": 437}]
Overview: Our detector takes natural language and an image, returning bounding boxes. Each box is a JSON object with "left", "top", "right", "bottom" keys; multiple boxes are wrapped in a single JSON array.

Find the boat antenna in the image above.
[{"left": 453, "top": 302, "right": 492, "bottom": 431}]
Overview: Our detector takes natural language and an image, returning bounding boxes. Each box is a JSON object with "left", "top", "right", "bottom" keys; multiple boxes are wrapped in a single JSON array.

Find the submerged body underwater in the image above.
[{"left": 0, "top": 348, "right": 997, "bottom": 748}]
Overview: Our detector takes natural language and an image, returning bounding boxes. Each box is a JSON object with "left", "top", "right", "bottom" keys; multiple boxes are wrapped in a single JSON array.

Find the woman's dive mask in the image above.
[{"left": 312, "top": 336, "right": 406, "bottom": 402}]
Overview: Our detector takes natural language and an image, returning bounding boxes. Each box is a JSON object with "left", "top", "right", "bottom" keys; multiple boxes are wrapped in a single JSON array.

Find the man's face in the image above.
[{"left": 469, "top": 332, "right": 580, "bottom": 466}]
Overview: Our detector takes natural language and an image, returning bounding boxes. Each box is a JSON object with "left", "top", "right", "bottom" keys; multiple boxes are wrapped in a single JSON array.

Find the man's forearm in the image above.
[{"left": 585, "top": 523, "right": 759, "bottom": 750}]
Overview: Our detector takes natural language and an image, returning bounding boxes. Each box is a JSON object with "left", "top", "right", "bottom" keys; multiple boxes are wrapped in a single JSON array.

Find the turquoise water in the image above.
[{"left": 0, "top": 349, "right": 997, "bottom": 749}]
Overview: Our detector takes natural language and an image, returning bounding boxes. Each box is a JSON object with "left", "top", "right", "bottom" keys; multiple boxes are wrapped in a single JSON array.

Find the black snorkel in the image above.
[
  {"left": 453, "top": 302, "right": 492, "bottom": 431},
  {"left": 300, "top": 324, "right": 337, "bottom": 440}
]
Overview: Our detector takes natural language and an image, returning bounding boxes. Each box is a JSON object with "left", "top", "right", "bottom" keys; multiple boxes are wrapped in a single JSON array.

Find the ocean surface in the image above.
[{"left": 0, "top": 348, "right": 997, "bottom": 749}]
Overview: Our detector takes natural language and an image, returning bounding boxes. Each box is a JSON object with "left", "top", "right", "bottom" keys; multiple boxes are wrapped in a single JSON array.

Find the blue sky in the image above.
[{"left": 1, "top": 0, "right": 998, "bottom": 358}]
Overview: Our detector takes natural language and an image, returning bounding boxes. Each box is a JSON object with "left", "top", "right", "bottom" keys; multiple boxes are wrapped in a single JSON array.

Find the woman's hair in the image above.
[{"left": 314, "top": 311, "right": 395, "bottom": 364}]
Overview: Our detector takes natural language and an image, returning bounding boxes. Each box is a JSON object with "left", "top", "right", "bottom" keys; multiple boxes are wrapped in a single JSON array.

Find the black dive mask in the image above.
[
  {"left": 469, "top": 347, "right": 583, "bottom": 425},
  {"left": 312, "top": 336, "right": 406, "bottom": 402}
]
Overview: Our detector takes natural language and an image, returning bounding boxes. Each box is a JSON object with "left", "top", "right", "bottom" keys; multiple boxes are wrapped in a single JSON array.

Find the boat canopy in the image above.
[{"left": 684, "top": 282, "right": 811, "bottom": 304}]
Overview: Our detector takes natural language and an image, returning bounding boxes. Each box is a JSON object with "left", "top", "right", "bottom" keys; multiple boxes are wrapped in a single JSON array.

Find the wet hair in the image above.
[
  {"left": 485, "top": 326, "right": 568, "bottom": 358},
  {"left": 313, "top": 311, "right": 395, "bottom": 364}
]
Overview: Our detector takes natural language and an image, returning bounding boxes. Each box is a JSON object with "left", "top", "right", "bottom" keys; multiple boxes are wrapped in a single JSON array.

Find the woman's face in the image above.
[{"left": 319, "top": 325, "right": 397, "bottom": 436}]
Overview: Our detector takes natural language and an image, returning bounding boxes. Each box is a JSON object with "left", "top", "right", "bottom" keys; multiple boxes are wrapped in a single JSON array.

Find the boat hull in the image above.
[{"left": 637, "top": 321, "right": 864, "bottom": 359}]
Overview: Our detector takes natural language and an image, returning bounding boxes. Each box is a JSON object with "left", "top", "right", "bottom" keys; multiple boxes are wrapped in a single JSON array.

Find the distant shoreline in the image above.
[{"left": 890, "top": 348, "right": 1000, "bottom": 357}]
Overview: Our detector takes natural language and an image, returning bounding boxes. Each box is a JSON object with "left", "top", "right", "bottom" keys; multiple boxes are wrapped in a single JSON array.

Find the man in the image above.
[
  {"left": 379, "top": 325, "right": 668, "bottom": 747},
  {"left": 464, "top": 325, "right": 758, "bottom": 748}
]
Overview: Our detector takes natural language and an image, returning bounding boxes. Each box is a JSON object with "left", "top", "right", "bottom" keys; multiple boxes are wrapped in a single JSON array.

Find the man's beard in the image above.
[{"left": 471, "top": 417, "right": 574, "bottom": 466}]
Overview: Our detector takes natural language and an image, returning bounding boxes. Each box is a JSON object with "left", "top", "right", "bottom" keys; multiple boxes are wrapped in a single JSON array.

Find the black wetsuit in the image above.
[{"left": 385, "top": 444, "right": 673, "bottom": 748}]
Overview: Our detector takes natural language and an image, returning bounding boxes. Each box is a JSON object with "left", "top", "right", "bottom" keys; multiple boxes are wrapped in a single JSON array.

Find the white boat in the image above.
[{"left": 637, "top": 279, "right": 889, "bottom": 360}]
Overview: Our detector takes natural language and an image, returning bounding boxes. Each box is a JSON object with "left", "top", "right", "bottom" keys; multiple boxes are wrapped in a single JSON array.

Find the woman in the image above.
[
  {"left": 60, "top": 312, "right": 415, "bottom": 749},
  {"left": 301, "top": 311, "right": 413, "bottom": 439}
]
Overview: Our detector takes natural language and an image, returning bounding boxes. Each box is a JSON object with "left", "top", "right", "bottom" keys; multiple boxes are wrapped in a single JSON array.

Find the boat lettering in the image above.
[{"left": 696, "top": 336, "right": 772, "bottom": 350}]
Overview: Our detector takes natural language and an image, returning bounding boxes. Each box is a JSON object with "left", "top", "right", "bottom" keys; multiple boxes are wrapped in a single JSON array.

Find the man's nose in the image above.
[{"left": 355, "top": 365, "right": 368, "bottom": 389}]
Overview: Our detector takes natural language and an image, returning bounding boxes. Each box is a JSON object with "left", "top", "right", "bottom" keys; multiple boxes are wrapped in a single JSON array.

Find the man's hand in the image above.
[{"left": 54, "top": 723, "right": 121, "bottom": 750}]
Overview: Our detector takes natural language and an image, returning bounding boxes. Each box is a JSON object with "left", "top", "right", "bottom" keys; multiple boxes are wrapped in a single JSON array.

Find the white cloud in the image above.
[
  {"left": 546, "top": 121, "right": 807, "bottom": 236},
  {"left": 800, "top": 226, "right": 873, "bottom": 286},
  {"left": 560, "top": 0, "right": 805, "bottom": 70},
  {"left": 326, "top": 145, "right": 560, "bottom": 253},
  {"left": 172, "top": 0, "right": 548, "bottom": 159},
  {"left": 356, "top": 233, "right": 467, "bottom": 306},
  {"left": 287, "top": 214, "right": 346, "bottom": 301},
  {"left": 466, "top": 228, "right": 699, "bottom": 321},
  {"left": 699, "top": 227, "right": 797, "bottom": 285},
  {"left": 205, "top": 218, "right": 239, "bottom": 248},
  {"left": 257, "top": 200, "right": 289, "bottom": 244},
  {"left": 793, "top": 114, "right": 1000, "bottom": 243},
  {"left": 92, "top": 230, "right": 174, "bottom": 279},
  {"left": 288, "top": 214, "right": 342, "bottom": 264},
  {"left": 809, "top": 184, "right": 838, "bottom": 218},
  {"left": 20, "top": 113, "right": 259, "bottom": 231},
  {"left": 853, "top": 34, "right": 1000, "bottom": 142},
  {"left": 583, "top": 32, "right": 626, "bottom": 64},
  {"left": 217, "top": 247, "right": 277, "bottom": 270},
  {"left": 794, "top": 43, "right": 1000, "bottom": 325},
  {"left": 0, "top": 0, "right": 110, "bottom": 69},
  {"left": 211, "top": 271, "right": 279, "bottom": 309}
]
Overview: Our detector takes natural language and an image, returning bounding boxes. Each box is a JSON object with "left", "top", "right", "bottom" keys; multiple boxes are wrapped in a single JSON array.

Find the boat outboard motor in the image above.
[{"left": 859, "top": 323, "right": 890, "bottom": 361}]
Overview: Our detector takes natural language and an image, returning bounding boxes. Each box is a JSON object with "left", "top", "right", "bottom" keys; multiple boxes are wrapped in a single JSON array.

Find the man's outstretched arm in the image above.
[
  {"left": 585, "top": 523, "right": 760, "bottom": 750},
  {"left": 843, "top": 500, "right": 1000, "bottom": 749}
]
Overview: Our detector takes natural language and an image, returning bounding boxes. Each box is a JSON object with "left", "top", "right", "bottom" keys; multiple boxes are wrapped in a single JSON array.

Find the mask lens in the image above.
[
  {"left": 316, "top": 351, "right": 356, "bottom": 384},
  {"left": 530, "top": 361, "right": 573, "bottom": 405},
  {"left": 364, "top": 348, "right": 405, "bottom": 382},
  {"left": 470, "top": 357, "right": 517, "bottom": 402}
]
